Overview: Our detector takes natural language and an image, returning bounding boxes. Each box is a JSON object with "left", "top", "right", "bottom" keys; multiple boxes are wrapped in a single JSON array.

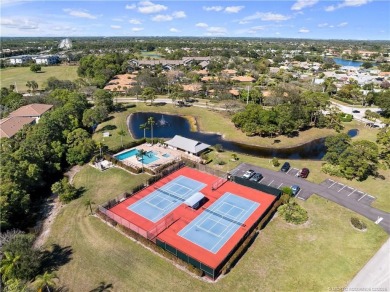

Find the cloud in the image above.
[
  {"left": 203, "top": 6, "right": 224, "bottom": 12},
  {"left": 125, "top": 4, "right": 136, "bottom": 10},
  {"left": 225, "top": 6, "right": 244, "bottom": 13},
  {"left": 132, "top": 27, "right": 144, "bottom": 32},
  {"left": 318, "top": 22, "right": 328, "bottom": 27},
  {"left": 299, "top": 28, "right": 310, "bottom": 33},
  {"left": 63, "top": 9, "right": 97, "bottom": 19},
  {"left": 1, "top": 17, "right": 39, "bottom": 30},
  {"left": 152, "top": 14, "right": 172, "bottom": 22},
  {"left": 205, "top": 26, "right": 227, "bottom": 35},
  {"left": 325, "top": 0, "right": 372, "bottom": 11},
  {"left": 111, "top": 25, "right": 121, "bottom": 29},
  {"left": 172, "top": 11, "right": 186, "bottom": 18},
  {"left": 337, "top": 22, "right": 348, "bottom": 27},
  {"left": 152, "top": 11, "right": 186, "bottom": 22},
  {"left": 291, "top": 0, "right": 319, "bottom": 11},
  {"left": 170, "top": 28, "right": 180, "bottom": 32},
  {"left": 129, "top": 19, "right": 142, "bottom": 24},
  {"left": 244, "top": 25, "right": 266, "bottom": 34},
  {"left": 112, "top": 18, "right": 123, "bottom": 22},
  {"left": 242, "top": 12, "right": 291, "bottom": 22},
  {"left": 196, "top": 22, "right": 208, "bottom": 28},
  {"left": 138, "top": 1, "right": 167, "bottom": 14},
  {"left": 238, "top": 20, "right": 250, "bottom": 25}
]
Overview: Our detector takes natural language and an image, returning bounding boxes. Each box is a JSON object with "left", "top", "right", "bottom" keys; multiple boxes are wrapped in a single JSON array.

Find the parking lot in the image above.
[
  {"left": 231, "top": 164, "right": 312, "bottom": 201},
  {"left": 320, "top": 178, "right": 375, "bottom": 206}
]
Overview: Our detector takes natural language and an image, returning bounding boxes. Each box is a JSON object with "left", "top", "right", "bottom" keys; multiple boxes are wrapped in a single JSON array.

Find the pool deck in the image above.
[{"left": 119, "top": 143, "right": 181, "bottom": 170}]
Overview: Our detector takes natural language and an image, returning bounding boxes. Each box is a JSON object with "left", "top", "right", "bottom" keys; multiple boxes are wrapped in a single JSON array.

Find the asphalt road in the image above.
[
  {"left": 232, "top": 163, "right": 390, "bottom": 234},
  {"left": 347, "top": 238, "right": 390, "bottom": 290}
]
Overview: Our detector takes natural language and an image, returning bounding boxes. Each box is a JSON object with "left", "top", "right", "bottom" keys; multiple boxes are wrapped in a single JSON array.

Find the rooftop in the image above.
[
  {"left": 9, "top": 103, "right": 53, "bottom": 118},
  {"left": 165, "top": 135, "right": 210, "bottom": 155},
  {"left": 0, "top": 116, "right": 35, "bottom": 138}
]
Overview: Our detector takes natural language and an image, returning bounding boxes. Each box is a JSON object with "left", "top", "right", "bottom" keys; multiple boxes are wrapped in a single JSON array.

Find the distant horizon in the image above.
[
  {"left": 1, "top": 36, "right": 390, "bottom": 42},
  {"left": 1, "top": 0, "right": 389, "bottom": 40}
]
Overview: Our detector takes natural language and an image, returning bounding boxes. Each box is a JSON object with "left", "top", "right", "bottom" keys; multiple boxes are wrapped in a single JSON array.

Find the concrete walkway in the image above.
[{"left": 347, "top": 238, "right": 390, "bottom": 290}]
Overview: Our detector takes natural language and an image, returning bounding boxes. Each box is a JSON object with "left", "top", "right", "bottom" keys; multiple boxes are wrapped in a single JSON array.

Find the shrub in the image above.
[
  {"left": 215, "top": 144, "right": 224, "bottom": 152},
  {"left": 215, "top": 158, "right": 226, "bottom": 165},
  {"left": 321, "top": 163, "right": 342, "bottom": 177},
  {"left": 351, "top": 217, "right": 367, "bottom": 230},
  {"left": 278, "top": 201, "right": 308, "bottom": 225},
  {"left": 340, "top": 113, "right": 353, "bottom": 122},
  {"left": 271, "top": 157, "right": 280, "bottom": 167}
]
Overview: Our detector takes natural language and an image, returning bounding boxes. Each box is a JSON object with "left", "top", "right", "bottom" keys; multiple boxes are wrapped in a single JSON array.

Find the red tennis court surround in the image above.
[{"left": 109, "top": 167, "right": 277, "bottom": 278}]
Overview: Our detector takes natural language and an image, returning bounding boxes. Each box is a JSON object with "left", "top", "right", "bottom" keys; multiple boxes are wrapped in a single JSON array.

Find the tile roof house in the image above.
[
  {"left": 0, "top": 117, "right": 36, "bottom": 138},
  {"left": 1, "top": 103, "right": 53, "bottom": 138},
  {"left": 9, "top": 104, "right": 53, "bottom": 120}
]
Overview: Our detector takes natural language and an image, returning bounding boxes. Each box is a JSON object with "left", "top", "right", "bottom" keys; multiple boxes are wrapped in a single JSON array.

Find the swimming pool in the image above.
[
  {"left": 114, "top": 149, "right": 160, "bottom": 165},
  {"left": 115, "top": 149, "right": 139, "bottom": 160}
]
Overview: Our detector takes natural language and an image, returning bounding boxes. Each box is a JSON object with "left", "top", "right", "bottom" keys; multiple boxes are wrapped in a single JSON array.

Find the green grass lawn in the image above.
[
  {"left": 94, "top": 102, "right": 338, "bottom": 150},
  {"left": 94, "top": 103, "right": 389, "bottom": 211},
  {"left": 0, "top": 66, "right": 79, "bottom": 92},
  {"left": 46, "top": 165, "right": 388, "bottom": 291}
]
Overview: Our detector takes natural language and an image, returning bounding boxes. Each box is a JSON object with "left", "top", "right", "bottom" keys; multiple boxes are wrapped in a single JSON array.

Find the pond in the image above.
[
  {"left": 332, "top": 58, "right": 363, "bottom": 67},
  {"left": 129, "top": 112, "right": 328, "bottom": 160},
  {"left": 347, "top": 129, "right": 359, "bottom": 138}
]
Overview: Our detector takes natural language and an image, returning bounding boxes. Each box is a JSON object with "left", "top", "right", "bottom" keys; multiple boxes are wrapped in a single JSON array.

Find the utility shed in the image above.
[
  {"left": 165, "top": 135, "right": 210, "bottom": 156},
  {"left": 184, "top": 192, "right": 205, "bottom": 209}
]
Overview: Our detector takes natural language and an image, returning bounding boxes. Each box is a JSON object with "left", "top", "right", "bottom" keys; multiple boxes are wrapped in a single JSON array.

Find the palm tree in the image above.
[
  {"left": 31, "top": 80, "right": 38, "bottom": 93},
  {"left": 0, "top": 251, "right": 21, "bottom": 282},
  {"left": 136, "top": 148, "right": 147, "bottom": 172},
  {"left": 84, "top": 198, "right": 95, "bottom": 215},
  {"left": 33, "top": 271, "right": 58, "bottom": 292},
  {"left": 117, "top": 128, "right": 126, "bottom": 148},
  {"left": 89, "top": 281, "right": 113, "bottom": 292},
  {"left": 139, "top": 123, "right": 149, "bottom": 140},
  {"left": 97, "top": 141, "right": 104, "bottom": 158},
  {"left": 148, "top": 117, "right": 155, "bottom": 145}
]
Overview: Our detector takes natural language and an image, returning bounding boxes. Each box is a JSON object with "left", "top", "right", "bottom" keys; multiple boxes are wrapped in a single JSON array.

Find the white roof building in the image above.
[{"left": 165, "top": 135, "right": 210, "bottom": 155}]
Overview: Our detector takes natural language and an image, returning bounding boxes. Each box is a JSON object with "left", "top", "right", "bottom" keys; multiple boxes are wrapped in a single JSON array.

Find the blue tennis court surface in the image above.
[
  {"left": 128, "top": 176, "right": 206, "bottom": 222},
  {"left": 178, "top": 193, "right": 260, "bottom": 254}
]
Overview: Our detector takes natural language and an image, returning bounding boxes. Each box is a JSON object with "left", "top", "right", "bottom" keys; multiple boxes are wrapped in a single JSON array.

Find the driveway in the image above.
[{"left": 232, "top": 163, "right": 390, "bottom": 234}]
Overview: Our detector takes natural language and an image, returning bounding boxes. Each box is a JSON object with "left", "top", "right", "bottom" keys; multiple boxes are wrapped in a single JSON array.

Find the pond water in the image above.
[
  {"left": 347, "top": 129, "right": 359, "bottom": 138},
  {"left": 129, "top": 112, "right": 327, "bottom": 160},
  {"left": 332, "top": 58, "right": 363, "bottom": 67}
]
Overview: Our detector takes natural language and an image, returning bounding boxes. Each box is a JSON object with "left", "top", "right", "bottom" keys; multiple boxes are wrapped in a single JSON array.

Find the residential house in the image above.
[
  {"left": 1, "top": 103, "right": 53, "bottom": 138},
  {"left": 35, "top": 55, "right": 60, "bottom": 65}
]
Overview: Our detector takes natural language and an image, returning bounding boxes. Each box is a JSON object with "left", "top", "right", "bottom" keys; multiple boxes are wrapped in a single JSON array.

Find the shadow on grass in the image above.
[
  {"left": 89, "top": 281, "right": 114, "bottom": 292},
  {"left": 96, "top": 125, "right": 117, "bottom": 133},
  {"left": 41, "top": 244, "right": 73, "bottom": 272}
]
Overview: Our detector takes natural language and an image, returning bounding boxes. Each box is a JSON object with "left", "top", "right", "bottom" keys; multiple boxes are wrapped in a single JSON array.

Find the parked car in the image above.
[
  {"left": 298, "top": 168, "right": 310, "bottom": 178},
  {"left": 352, "top": 110, "right": 360, "bottom": 113},
  {"left": 249, "top": 173, "right": 263, "bottom": 182},
  {"left": 291, "top": 185, "right": 300, "bottom": 196},
  {"left": 280, "top": 162, "right": 290, "bottom": 172},
  {"left": 242, "top": 169, "right": 255, "bottom": 179}
]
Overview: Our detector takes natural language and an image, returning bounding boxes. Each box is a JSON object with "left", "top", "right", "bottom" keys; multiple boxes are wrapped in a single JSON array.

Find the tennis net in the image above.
[{"left": 202, "top": 207, "right": 246, "bottom": 227}]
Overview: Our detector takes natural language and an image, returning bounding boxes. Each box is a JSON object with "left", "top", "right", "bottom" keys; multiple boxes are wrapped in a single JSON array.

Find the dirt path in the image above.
[{"left": 34, "top": 165, "right": 83, "bottom": 248}]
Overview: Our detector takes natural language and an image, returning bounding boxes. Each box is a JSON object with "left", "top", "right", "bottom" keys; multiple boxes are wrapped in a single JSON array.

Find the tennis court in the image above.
[
  {"left": 178, "top": 192, "right": 260, "bottom": 253},
  {"left": 128, "top": 175, "right": 206, "bottom": 222}
]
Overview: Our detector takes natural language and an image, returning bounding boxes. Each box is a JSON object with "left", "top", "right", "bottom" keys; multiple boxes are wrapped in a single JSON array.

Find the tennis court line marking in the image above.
[
  {"left": 208, "top": 193, "right": 256, "bottom": 253},
  {"left": 179, "top": 193, "right": 258, "bottom": 254}
]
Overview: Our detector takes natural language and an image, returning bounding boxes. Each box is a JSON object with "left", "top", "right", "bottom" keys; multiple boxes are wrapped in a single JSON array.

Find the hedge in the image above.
[
  {"left": 351, "top": 217, "right": 367, "bottom": 230},
  {"left": 109, "top": 138, "right": 146, "bottom": 153}
]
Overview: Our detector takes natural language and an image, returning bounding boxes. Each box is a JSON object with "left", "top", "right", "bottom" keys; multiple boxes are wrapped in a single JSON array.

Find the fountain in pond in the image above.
[{"left": 158, "top": 115, "right": 169, "bottom": 127}]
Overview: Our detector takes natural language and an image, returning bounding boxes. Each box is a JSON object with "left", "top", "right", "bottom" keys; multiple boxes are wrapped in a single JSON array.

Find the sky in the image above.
[{"left": 1, "top": 0, "right": 389, "bottom": 40}]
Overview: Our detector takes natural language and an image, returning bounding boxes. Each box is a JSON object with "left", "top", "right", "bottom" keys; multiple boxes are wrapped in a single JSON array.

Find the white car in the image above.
[{"left": 242, "top": 170, "right": 255, "bottom": 179}]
